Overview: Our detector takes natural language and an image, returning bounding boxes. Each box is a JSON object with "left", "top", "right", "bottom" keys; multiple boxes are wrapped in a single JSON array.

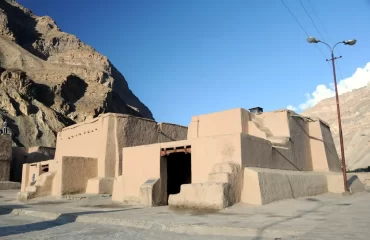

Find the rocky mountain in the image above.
[
  {"left": 0, "top": 0, "right": 153, "bottom": 147},
  {"left": 303, "top": 84, "right": 370, "bottom": 171}
]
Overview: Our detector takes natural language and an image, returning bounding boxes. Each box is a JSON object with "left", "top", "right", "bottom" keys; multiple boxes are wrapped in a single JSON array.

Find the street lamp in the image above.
[{"left": 307, "top": 36, "right": 357, "bottom": 193}]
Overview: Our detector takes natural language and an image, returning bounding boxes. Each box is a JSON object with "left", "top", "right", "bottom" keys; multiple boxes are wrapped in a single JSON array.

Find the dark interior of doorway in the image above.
[
  {"left": 166, "top": 152, "right": 191, "bottom": 200},
  {"left": 41, "top": 164, "right": 49, "bottom": 173}
]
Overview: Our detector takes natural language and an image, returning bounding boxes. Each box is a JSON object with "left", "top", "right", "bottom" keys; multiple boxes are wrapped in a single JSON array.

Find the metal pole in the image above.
[{"left": 330, "top": 51, "right": 349, "bottom": 192}]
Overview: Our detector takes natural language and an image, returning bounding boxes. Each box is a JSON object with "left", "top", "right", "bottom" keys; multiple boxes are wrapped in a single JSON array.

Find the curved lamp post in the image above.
[{"left": 307, "top": 37, "right": 357, "bottom": 193}]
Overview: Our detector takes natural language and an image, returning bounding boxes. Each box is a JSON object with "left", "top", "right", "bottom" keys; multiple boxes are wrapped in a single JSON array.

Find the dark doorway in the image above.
[{"left": 166, "top": 152, "right": 191, "bottom": 198}]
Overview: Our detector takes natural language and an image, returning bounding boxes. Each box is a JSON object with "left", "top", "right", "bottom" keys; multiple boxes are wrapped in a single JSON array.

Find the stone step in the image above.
[
  {"left": 21, "top": 172, "right": 55, "bottom": 201},
  {"left": 35, "top": 172, "right": 54, "bottom": 187},
  {"left": 168, "top": 182, "right": 231, "bottom": 210},
  {"left": 17, "top": 191, "right": 35, "bottom": 202},
  {"left": 25, "top": 185, "right": 37, "bottom": 192}
]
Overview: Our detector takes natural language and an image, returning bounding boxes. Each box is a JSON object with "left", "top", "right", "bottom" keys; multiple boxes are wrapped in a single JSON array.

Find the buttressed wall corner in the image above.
[{"left": 18, "top": 108, "right": 365, "bottom": 209}]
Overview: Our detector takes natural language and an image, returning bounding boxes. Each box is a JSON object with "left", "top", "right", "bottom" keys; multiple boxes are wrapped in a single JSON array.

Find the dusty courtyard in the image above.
[{"left": 1, "top": 189, "right": 370, "bottom": 239}]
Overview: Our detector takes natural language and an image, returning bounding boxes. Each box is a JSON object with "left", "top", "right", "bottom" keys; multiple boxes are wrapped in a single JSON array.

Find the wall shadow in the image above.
[
  {"left": 273, "top": 148, "right": 302, "bottom": 171},
  {"left": 158, "top": 131, "right": 176, "bottom": 141},
  {"left": 252, "top": 199, "right": 325, "bottom": 240},
  {"left": 0, "top": 205, "right": 29, "bottom": 216},
  {"left": 292, "top": 116, "right": 337, "bottom": 157},
  {"left": 0, "top": 209, "right": 126, "bottom": 237}
]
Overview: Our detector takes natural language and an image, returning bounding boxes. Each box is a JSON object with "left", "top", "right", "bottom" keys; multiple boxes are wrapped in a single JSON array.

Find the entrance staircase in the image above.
[
  {"left": 17, "top": 172, "right": 55, "bottom": 201},
  {"left": 168, "top": 162, "right": 241, "bottom": 210}
]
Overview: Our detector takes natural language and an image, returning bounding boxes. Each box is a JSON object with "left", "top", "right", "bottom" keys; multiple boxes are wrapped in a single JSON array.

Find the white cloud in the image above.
[
  {"left": 287, "top": 62, "right": 370, "bottom": 112},
  {"left": 286, "top": 105, "right": 297, "bottom": 111}
]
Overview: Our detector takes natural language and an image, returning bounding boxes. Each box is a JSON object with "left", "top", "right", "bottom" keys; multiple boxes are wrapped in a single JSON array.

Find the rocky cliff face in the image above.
[
  {"left": 0, "top": 0, "right": 153, "bottom": 147},
  {"left": 303, "top": 85, "right": 370, "bottom": 170}
]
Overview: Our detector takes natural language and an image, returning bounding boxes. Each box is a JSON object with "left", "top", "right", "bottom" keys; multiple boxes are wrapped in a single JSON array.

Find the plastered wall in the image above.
[
  {"left": 188, "top": 109, "right": 339, "bottom": 175},
  {"left": 240, "top": 134, "right": 274, "bottom": 168},
  {"left": 118, "top": 134, "right": 242, "bottom": 201},
  {"left": 320, "top": 123, "right": 342, "bottom": 172},
  {"left": 115, "top": 116, "right": 187, "bottom": 176},
  {"left": 99, "top": 115, "right": 116, "bottom": 177},
  {"left": 191, "top": 133, "right": 243, "bottom": 183},
  {"left": 119, "top": 132, "right": 302, "bottom": 202},
  {"left": 121, "top": 143, "right": 161, "bottom": 200},
  {"left": 0, "top": 135, "right": 12, "bottom": 181},
  {"left": 308, "top": 120, "right": 341, "bottom": 172},
  {"left": 60, "top": 156, "right": 98, "bottom": 195},
  {"left": 287, "top": 115, "right": 313, "bottom": 171},
  {"left": 54, "top": 113, "right": 187, "bottom": 178},
  {"left": 21, "top": 160, "right": 55, "bottom": 192},
  {"left": 255, "top": 111, "right": 290, "bottom": 137},
  {"left": 122, "top": 117, "right": 187, "bottom": 147},
  {"left": 247, "top": 121, "right": 268, "bottom": 139},
  {"left": 187, "top": 108, "right": 250, "bottom": 139},
  {"left": 55, "top": 117, "right": 103, "bottom": 161},
  {"left": 248, "top": 111, "right": 319, "bottom": 171},
  {"left": 19, "top": 113, "right": 187, "bottom": 198}
]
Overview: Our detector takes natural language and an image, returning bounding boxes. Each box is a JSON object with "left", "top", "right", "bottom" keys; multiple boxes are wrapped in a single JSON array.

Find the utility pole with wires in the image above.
[
  {"left": 307, "top": 36, "right": 357, "bottom": 194},
  {"left": 280, "top": 0, "right": 358, "bottom": 193}
]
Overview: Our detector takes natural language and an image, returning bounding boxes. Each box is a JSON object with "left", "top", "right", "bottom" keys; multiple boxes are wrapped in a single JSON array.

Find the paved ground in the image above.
[
  {"left": 0, "top": 213, "right": 259, "bottom": 240},
  {"left": 0, "top": 189, "right": 370, "bottom": 239}
]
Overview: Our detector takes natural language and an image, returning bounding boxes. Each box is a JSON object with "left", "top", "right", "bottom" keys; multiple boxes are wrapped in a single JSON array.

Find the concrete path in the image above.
[{"left": 0, "top": 189, "right": 370, "bottom": 239}]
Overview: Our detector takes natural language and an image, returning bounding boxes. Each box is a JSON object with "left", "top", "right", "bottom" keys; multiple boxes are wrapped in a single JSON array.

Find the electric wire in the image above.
[
  {"left": 305, "top": 0, "right": 345, "bottom": 80},
  {"left": 306, "top": 0, "right": 333, "bottom": 43},
  {"left": 280, "top": 0, "right": 309, "bottom": 36},
  {"left": 280, "top": 0, "right": 330, "bottom": 63},
  {"left": 299, "top": 0, "right": 326, "bottom": 43}
]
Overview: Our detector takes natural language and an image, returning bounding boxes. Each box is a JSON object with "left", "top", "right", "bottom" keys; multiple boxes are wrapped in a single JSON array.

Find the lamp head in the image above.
[
  {"left": 344, "top": 39, "right": 357, "bottom": 46},
  {"left": 307, "top": 37, "right": 320, "bottom": 43}
]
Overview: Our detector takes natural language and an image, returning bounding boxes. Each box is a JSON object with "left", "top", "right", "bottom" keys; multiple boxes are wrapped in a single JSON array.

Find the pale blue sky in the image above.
[{"left": 18, "top": 0, "right": 370, "bottom": 125}]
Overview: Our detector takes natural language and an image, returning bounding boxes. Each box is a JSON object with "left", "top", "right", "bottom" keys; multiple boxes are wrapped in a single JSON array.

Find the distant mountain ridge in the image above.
[
  {"left": 303, "top": 85, "right": 370, "bottom": 170},
  {"left": 0, "top": 0, "right": 153, "bottom": 147}
]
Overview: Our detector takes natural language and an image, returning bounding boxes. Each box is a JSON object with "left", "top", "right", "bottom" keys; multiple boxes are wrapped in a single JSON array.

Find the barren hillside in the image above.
[
  {"left": 0, "top": 0, "right": 153, "bottom": 147},
  {"left": 303, "top": 85, "right": 370, "bottom": 171}
]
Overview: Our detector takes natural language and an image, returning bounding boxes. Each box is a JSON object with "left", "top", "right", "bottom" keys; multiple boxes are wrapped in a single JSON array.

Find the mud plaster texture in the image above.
[
  {"left": 60, "top": 157, "right": 97, "bottom": 195},
  {"left": 0, "top": 135, "right": 12, "bottom": 181}
]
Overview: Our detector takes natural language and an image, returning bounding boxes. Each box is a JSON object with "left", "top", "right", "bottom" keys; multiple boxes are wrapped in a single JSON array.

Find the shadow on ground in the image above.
[
  {"left": 0, "top": 204, "right": 28, "bottom": 216},
  {"left": 78, "top": 203, "right": 136, "bottom": 209},
  {"left": 250, "top": 195, "right": 355, "bottom": 240},
  {"left": 27, "top": 201, "right": 70, "bottom": 205},
  {"left": 250, "top": 198, "right": 325, "bottom": 240},
  {"left": 0, "top": 208, "right": 130, "bottom": 237}
]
